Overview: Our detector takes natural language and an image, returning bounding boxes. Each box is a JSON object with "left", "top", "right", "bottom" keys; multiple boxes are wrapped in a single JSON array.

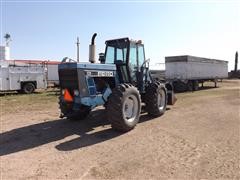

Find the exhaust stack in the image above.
[{"left": 89, "top": 33, "right": 97, "bottom": 63}]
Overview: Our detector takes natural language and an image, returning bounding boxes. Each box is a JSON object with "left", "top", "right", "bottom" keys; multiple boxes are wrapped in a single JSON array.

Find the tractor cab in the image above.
[{"left": 103, "top": 38, "right": 151, "bottom": 92}]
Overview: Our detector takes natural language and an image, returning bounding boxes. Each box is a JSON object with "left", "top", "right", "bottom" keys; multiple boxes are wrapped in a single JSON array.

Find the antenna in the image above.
[
  {"left": 76, "top": 37, "right": 80, "bottom": 62},
  {"left": 4, "top": 33, "right": 11, "bottom": 46}
]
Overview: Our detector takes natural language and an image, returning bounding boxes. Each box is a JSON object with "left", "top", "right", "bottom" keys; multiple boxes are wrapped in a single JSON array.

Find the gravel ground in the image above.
[{"left": 0, "top": 80, "right": 239, "bottom": 179}]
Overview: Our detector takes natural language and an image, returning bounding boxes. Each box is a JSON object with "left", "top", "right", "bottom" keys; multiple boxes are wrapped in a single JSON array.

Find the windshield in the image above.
[
  {"left": 105, "top": 46, "right": 115, "bottom": 64},
  {"left": 105, "top": 46, "right": 127, "bottom": 64},
  {"left": 105, "top": 39, "right": 129, "bottom": 64}
]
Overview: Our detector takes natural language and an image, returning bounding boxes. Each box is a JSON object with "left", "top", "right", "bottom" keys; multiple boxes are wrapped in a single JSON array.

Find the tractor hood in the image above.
[
  {"left": 58, "top": 62, "right": 116, "bottom": 71},
  {"left": 58, "top": 62, "right": 117, "bottom": 98}
]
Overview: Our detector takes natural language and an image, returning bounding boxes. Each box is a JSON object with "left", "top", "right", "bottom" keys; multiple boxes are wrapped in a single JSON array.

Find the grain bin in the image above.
[{"left": 0, "top": 46, "right": 10, "bottom": 60}]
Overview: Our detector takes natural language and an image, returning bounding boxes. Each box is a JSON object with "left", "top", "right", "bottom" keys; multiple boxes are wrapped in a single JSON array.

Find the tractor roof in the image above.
[
  {"left": 105, "top": 38, "right": 129, "bottom": 45},
  {"left": 105, "top": 38, "right": 143, "bottom": 46}
]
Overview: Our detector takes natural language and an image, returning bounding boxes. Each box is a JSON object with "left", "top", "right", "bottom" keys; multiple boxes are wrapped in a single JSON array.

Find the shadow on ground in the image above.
[
  {"left": 0, "top": 109, "right": 153, "bottom": 156},
  {"left": 175, "top": 86, "right": 218, "bottom": 94}
]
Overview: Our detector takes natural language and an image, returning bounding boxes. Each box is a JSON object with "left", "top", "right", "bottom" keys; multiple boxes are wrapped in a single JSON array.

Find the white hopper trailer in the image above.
[
  {"left": 0, "top": 61, "right": 47, "bottom": 93},
  {"left": 165, "top": 55, "right": 228, "bottom": 92}
]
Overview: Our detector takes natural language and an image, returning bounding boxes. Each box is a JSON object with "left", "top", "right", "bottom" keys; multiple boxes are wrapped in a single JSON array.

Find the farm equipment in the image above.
[
  {"left": 58, "top": 33, "right": 176, "bottom": 132},
  {"left": 165, "top": 55, "right": 228, "bottom": 92},
  {"left": 0, "top": 61, "right": 47, "bottom": 93}
]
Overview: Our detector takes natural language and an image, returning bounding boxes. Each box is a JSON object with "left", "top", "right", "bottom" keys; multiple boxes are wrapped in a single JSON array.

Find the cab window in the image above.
[
  {"left": 129, "top": 44, "right": 137, "bottom": 82},
  {"left": 105, "top": 46, "right": 127, "bottom": 64},
  {"left": 138, "top": 45, "right": 145, "bottom": 66},
  {"left": 129, "top": 44, "right": 137, "bottom": 67},
  {"left": 105, "top": 46, "right": 114, "bottom": 64}
]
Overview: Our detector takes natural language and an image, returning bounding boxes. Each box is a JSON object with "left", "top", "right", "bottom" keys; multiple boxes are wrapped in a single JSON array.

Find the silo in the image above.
[{"left": 0, "top": 46, "right": 10, "bottom": 60}]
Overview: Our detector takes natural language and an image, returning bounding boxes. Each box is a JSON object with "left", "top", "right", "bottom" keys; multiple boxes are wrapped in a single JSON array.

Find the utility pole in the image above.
[
  {"left": 235, "top": 51, "right": 238, "bottom": 72},
  {"left": 76, "top": 37, "right": 80, "bottom": 62}
]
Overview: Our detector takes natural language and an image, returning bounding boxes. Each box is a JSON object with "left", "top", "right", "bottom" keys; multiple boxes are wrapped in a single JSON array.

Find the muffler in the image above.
[{"left": 89, "top": 33, "right": 97, "bottom": 63}]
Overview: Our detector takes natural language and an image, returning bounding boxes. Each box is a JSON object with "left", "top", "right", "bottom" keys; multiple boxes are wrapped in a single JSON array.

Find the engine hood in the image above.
[{"left": 58, "top": 62, "right": 116, "bottom": 71}]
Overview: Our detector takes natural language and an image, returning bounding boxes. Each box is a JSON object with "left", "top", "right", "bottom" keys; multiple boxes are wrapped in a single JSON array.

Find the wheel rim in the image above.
[
  {"left": 157, "top": 89, "right": 166, "bottom": 110},
  {"left": 123, "top": 95, "right": 138, "bottom": 123}
]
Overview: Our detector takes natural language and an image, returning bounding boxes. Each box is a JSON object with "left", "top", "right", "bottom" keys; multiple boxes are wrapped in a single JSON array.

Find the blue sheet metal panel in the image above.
[
  {"left": 58, "top": 62, "right": 77, "bottom": 69},
  {"left": 76, "top": 63, "right": 116, "bottom": 70},
  {"left": 86, "top": 77, "right": 97, "bottom": 96}
]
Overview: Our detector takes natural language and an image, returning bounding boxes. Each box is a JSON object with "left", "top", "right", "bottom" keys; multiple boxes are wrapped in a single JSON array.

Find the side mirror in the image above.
[
  {"left": 99, "top": 53, "right": 105, "bottom": 64},
  {"left": 141, "top": 58, "right": 150, "bottom": 68}
]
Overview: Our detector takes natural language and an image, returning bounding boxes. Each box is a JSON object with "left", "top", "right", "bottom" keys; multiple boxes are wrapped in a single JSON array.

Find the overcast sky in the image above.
[{"left": 1, "top": 0, "right": 239, "bottom": 70}]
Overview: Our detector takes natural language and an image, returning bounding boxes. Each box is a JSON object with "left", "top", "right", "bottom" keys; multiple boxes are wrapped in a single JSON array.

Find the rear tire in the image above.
[
  {"left": 106, "top": 84, "right": 141, "bottom": 132},
  {"left": 22, "top": 83, "right": 35, "bottom": 94},
  {"left": 145, "top": 82, "right": 167, "bottom": 116}
]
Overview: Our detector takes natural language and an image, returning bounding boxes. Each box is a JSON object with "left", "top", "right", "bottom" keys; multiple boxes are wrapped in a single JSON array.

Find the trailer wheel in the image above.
[
  {"left": 22, "top": 82, "right": 35, "bottom": 94},
  {"left": 145, "top": 82, "right": 167, "bottom": 116},
  {"left": 106, "top": 84, "right": 141, "bottom": 132},
  {"left": 59, "top": 97, "right": 91, "bottom": 121},
  {"left": 187, "top": 81, "right": 193, "bottom": 91},
  {"left": 193, "top": 80, "right": 199, "bottom": 91},
  {"left": 173, "top": 81, "right": 187, "bottom": 92}
]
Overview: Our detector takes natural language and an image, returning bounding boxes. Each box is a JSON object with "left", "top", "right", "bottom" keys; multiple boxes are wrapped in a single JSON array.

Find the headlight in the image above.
[
  {"left": 73, "top": 89, "right": 80, "bottom": 96},
  {"left": 61, "top": 89, "right": 65, "bottom": 95}
]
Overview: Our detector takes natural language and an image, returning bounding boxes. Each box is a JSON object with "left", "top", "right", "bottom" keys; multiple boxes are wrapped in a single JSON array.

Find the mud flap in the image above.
[
  {"left": 167, "top": 90, "right": 177, "bottom": 105},
  {"left": 165, "top": 82, "right": 177, "bottom": 105}
]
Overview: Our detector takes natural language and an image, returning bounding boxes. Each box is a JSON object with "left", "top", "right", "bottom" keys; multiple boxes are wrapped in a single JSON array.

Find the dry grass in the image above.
[{"left": 0, "top": 90, "right": 59, "bottom": 116}]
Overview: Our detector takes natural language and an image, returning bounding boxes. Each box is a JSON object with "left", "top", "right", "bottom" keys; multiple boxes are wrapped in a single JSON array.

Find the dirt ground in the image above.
[{"left": 0, "top": 80, "right": 239, "bottom": 179}]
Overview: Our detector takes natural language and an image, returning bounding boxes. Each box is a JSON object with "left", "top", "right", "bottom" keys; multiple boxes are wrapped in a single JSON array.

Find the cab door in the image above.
[
  {"left": 128, "top": 44, "right": 138, "bottom": 84},
  {"left": 128, "top": 44, "right": 146, "bottom": 89},
  {"left": 136, "top": 44, "right": 146, "bottom": 91}
]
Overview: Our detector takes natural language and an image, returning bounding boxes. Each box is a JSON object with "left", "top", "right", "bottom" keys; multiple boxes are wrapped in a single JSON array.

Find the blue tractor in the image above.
[{"left": 58, "top": 34, "right": 176, "bottom": 132}]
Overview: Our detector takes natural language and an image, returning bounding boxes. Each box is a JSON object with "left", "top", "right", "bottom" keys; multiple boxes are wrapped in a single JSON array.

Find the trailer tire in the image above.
[
  {"left": 106, "top": 84, "right": 141, "bottom": 132},
  {"left": 193, "top": 80, "right": 199, "bottom": 91},
  {"left": 145, "top": 82, "right": 167, "bottom": 116},
  {"left": 22, "top": 82, "right": 35, "bottom": 94},
  {"left": 173, "top": 81, "right": 187, "bottom": 92},
  {"left": 187, "top": 81, "right": 193, "bottom": 91}
]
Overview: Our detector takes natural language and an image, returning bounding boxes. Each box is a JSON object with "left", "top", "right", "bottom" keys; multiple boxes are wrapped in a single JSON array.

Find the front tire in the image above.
[
  {"left": 106, "top": 84, "right": 141, "bottom": 132},
  {"left": 145, "top": 82, "right": 167, "bottom": 116}
]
